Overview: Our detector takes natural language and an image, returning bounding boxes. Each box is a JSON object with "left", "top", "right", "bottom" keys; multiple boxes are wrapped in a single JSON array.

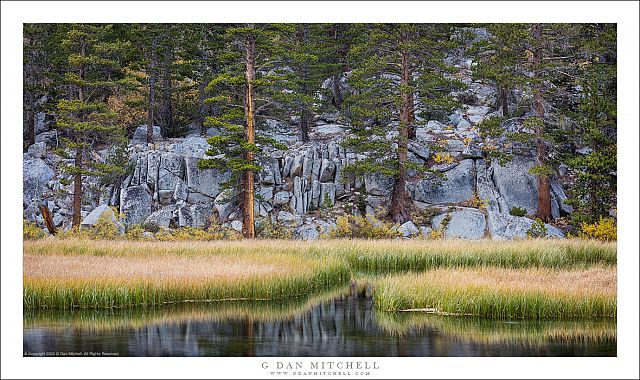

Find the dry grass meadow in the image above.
[{"left": 23, "top": 238, "right": 616, "bottom": 317}]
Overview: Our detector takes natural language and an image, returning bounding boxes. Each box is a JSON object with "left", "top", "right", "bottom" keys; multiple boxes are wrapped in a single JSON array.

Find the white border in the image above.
[{"left": 2, "top": 1, "right": 638, "bottom": 379}]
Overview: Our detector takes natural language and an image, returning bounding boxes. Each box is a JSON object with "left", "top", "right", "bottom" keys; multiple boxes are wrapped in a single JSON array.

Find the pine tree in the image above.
[
  {"left": 471, "top": 24, "right": 529, "bottom": 117},
  {"left": 565, "top": 24, "right": 617, "bottom": 224},
  {"left": 343, "top": 24, "right": 461, "bottom": 223},
  {"left": 198, "top": 24, "right": 292, "bottom": 238},
  {"left": 55, "top": 24, "right": 127, "bottom": 227}
]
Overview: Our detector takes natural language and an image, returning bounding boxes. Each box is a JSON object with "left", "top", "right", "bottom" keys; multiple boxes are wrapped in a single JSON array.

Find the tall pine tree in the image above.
[
  {"left": 343, "top": 24, "right": 461, "bottom": 223},
  {"left": 55, "top": 24, "right": 127, "bottom": 226}
]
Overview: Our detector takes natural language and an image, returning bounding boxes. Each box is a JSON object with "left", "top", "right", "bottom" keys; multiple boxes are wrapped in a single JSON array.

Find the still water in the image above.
[{"left": 24, "top": 292, "right": 616, "bottom": 357}]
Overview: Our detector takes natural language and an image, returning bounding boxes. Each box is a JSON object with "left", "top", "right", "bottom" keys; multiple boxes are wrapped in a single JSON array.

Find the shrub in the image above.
[
  {"left": 461, "top": 194, "right": 487, "bottom": 209},
  {"left": 56, "top": 226, "right": 90, "bottom": 240},
  {"left": 527, "top": 218, "right": 548, "bottom": 238},
  {"left": 328, "top": 214, "right": 400, "bottom": 239},
  {"left": 125, "top": 224, "right": 145, "bottom": 240},
  {"left": 141, "top": 221, "right": 160, "bottom": 233},
  {"left": 579, "top": 218, "right": 616, "bottom": 242},
  {"left": 256, "top": 218, "right": 292, "bottom": 239},
  {"left": 321, "top": 192, "right": 333, "bottom": 210},
  {"left": 510, "top": 206, "right": 527, "bottom": 217},
  {"left": 155, "top": 226, "right": 240, "bottom": 241},
  {"left": 23, "top": 220, "right": 45, "bottom": 240},
  {"left": 89, "top": 213, "right": 120, "bottom": 240},
  {"left": 434, "top": 152, "right": 454, "bottom": 164}
]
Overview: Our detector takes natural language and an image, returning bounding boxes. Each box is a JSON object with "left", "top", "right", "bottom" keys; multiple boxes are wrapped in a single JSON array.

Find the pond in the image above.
[{"left": 23, "top": 291, "right": 616, "bottom": 357}]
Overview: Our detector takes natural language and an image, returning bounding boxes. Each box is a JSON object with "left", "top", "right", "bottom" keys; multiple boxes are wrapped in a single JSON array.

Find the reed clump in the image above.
[{"left": 374, "top": 266, "right": 616, "bottom": 319}]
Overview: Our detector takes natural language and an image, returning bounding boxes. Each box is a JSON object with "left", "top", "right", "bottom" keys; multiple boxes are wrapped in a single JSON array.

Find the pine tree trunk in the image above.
[
  {"left": 161, "top": 38, "right": 173, "bottom": 136},
  {"left": 407, "top": 91, "right": 416, "bottom": 140},
  {"left": 198, "top": 77, "right": 207, "bottom": 135},
  {"left": 72, "top": 148, "right": 83, "bottom": 227},
  {"left": 390, "top": 49, "right": 412, "bottom": 224},
  {"left": 532, "top": 23, "right": 552, "bottom": 222},
  {"left": 26, "top": 91, "right": 36, "bottom": 147},
  {"left": 242, "top": 26, "right": 257, "bottom": 239},
  {"left": 332, "top": 74, "right": 343, "bottom": 110},
  {"left": 147, "top": 36, "right": 156, "bottom": 144},
  {"left": 72, "top": 38, "right": 86, "bottom": 228},
  {"left": 300, "top": 108, "right": 311, "bottom": 143},
  {"left": 500, "top": 86, "right": 509, "bottom": 117}
]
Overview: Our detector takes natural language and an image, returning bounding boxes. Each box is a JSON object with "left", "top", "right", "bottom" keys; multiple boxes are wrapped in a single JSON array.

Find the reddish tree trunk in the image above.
[
  {"left": 532, "top": 23, "right": 552, "bottom": 222},
  {"left": 390, "top": 49, "right": 412, "bottom": 224},
  {"left": 72, "top": 39, "right": 86, "bottom": 228},
  {"left": 242, "top": 26, "right": 257, "bottom": 239},
  {"left": 39, "top": 203, "right": 57, "bottom": 235}
]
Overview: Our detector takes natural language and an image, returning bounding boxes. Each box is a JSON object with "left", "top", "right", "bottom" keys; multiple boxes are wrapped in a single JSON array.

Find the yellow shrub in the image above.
[
  {"left": 579, "top": 218, "right": 617, "bottom": 242},
  {"left": 429, "top": 229, "right": 445, "bottom": 240},
  {"left": 125, "top": 224, "right": 145, "bottom": 241},
  {"left": 23, "top": 220, "right": 45, "bottom": 240},
  {"left": 89, "top": 213, "right": 120, "bottom": 240},
  {"left": 434, "top": 152, "right": 454, "bottom": 164},
  {"left": 328, "top": 214, "right": 400, "bottom": 239},
  {"left": 155, "top": 227, "right": 240, "bottom": 241}
]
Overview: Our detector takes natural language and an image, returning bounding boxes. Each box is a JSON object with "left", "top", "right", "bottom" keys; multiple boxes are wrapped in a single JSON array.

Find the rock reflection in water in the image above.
[{"left": 23, "top": 294, "right": 616, "bottom": 357}]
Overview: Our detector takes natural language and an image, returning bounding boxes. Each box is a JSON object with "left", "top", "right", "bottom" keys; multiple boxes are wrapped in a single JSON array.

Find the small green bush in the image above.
[
  {"left": 510, "top": 206, "right": 527, "bottom": 217},
  {"left": 23, "top": 220, "right": 45, "bottom": 240},
  {"left": 579, "top": 218, "right": 616, "bottom": 242},
  {"left": 527, "top": 218, "right": 548, "bottom": 238},
  {"left": 328, "top": 214, "right": 400, "bottom": 239}
]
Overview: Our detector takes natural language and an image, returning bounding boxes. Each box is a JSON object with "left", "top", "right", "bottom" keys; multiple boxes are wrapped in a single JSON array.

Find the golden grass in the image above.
[
  {"left": 374, "top": 266, "right": 616, "bottom": 318},
  {"left": 23, "top": 238, "right": 617, "bottom": 314}
]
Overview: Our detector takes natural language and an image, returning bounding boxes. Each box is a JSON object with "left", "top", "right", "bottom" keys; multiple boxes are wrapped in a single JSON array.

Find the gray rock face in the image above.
[
  {"left": 27, "top": 142, "right": 47, "bottom": 159},
  {"left": 189, "top": 203, "right": 213, "bottom": 228},
  {"left": 491, "top": 156, "right": 538, "bottom": 215},
  {"left": 314, "top": 124, "right": 346, "bottom": 136},
  {"left": 475, "top": 159, "right": 500, "bottom": 213},
  {"left": 185, "top": 156, "right": 228, "bottom": 203},
  {"left": 397, "top": 221, "right": 419, "bottom": 237},
  {"left": 276, "top": 211, "right": 303, "bottom": 227},
  {"left": 408, "top": 141, "right": 430, "bottom": 161},
  {"left": 158, "top": 153, "right": 185, "bottom": 191},
  {"left": 144, "top": 205, "right": 177, "bottom": 228},
  {"left": 81, "top": 204, "right": 123, "bottom": 234},
  {"left": 487, "top": 212, "right": 565, "bottom": 240},
  {"left": 132, "top": 125, "right": 162, "bottom": 144},
  {"left": 432, "top": 208, "right": 486, "bottom": 239},
  {"left": 413, "top": 159, "right": 475, "bottom": 204},
  {"left": 365, "top": 172, "right": 394, "bottom": 196},
  {"left": 296, "top": 224, "right": 319, "bottom": 240},
  {"left": 23, "top": 157, "right": 54, "bottom": 207},
  {"left": 214, "top": 189, "right": 237, "bottom": 222},
  {"left": 120, "top": 185, "right": 153, "bottom": 226},
  {"left": 170, "top": 136, "right": 209, "bottom": 158},
  {"left": 273, "top": 191, "right": 290, "bottom": 205},
  {"left": 230, "top": 220, "right": 243, "bottom": 232}
]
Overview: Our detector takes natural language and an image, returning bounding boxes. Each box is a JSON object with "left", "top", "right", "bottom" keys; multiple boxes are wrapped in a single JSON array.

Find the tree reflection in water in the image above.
[{"left": 24, "top": 292, "right": 616, "bottom": 357}]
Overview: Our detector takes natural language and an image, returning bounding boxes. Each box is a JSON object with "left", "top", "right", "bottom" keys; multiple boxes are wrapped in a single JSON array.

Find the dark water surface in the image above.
[{"left": 24, "top": 293, "right": 616, "bottom": 357}]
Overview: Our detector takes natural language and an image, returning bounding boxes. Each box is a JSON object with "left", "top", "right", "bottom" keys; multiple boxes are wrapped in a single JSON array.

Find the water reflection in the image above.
[{"left": 24, "top": 293, "right": 616, "bottom": 357}]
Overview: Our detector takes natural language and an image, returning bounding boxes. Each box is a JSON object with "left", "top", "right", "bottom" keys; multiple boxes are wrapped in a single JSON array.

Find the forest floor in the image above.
[{"left": 23, "top": 238, "right": 616, "bottom": 318}]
